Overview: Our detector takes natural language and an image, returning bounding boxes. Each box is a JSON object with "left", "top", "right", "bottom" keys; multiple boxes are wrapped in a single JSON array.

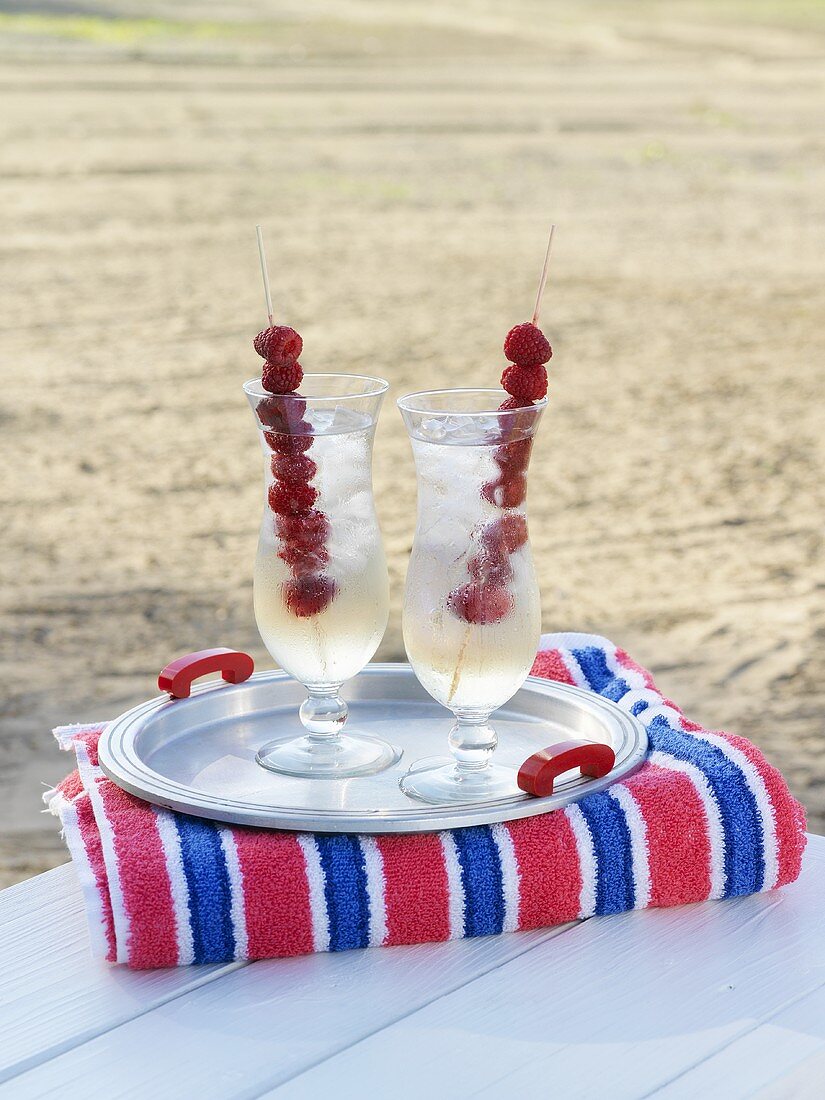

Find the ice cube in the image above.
[
  {"left": 420, "top": 416, "right": 447, "bottom": 441},
  {"left": 475, "top": 414, "right": 499, "bottom": 439},
  {"left": 309, "top": 410, "right": 336, "bottom": 434}
]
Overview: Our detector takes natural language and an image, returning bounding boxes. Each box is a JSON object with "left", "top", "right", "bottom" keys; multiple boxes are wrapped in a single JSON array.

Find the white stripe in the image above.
[
  {"left": 297, "top": 834, "right": 330, "bottom": 952},
  {"left": 439, "top": 832, "right": 466, "bottom": 939},
  {"left": 541, "top": 631, "right": 616, "bottom": 653},
  {"left": 359, "top": 837, "right": 388, "bottom": 947},
  {"left": 696, "top": 731, "right": 780, "bottom": 891},
  {"left": 640, "top": 703, "right": 687, "bottom": 729},
  {"left": 601, "top": 648, "right": 649, "bottom": 693},
  {"left": 53, "top": 794, "right": 110, "bottom": 959},
  {"left": 491, "top": 823, "right": 520, "bottom": 933},
  {"left": 566, "top": 803, "right": 597, "bottom": 918},
  {"left": 219, "top": 828, "right": 249, "bottom": 960},
  {"left": 616, "top": 688, "right": 664, "bottom": 715},
  {"left": 555, "top": 646, "right": 589, "bottom": 689},
  {"left": 73, "top": 741, "right": 130, "bottom": 964},
  {"left": 152, "top": 808, "right": 195, "bottom": 966},
  {"left": 609, "top": 784, "right": 651, "bottom": 909},
  {"left": 649, "top": 750, "right": 727, "bottom": 899}
]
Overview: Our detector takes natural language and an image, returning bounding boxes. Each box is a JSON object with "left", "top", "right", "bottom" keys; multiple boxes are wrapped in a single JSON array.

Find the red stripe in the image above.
[
  {"left": 712, "top": 732, "right": 807, "bottom": 888},
  {"left": 75, "top": 792, "right": 117, "bottom": 961},
  {"left": 234, "top": 829, "right": 313, "bottom": 958},
  {"left": 376, "top": 833, "right": 450, "bottom": 945},
  {"left": 530, "top": 648, "right": 577, "bottom": 685},
  {"left": 98, "top": 782, "right": 179, "bottom": 968},
  {"left": 57, "top": 771, "right": 84, "bottom": 801},
  {"left": 625, "top": 763, "right": 712, "bottom": 906},
  {"left": 505, "top": 810, "right": 581, "bottom": 929},
  {"left": 678, "top": 714, "right": 704, "bottom": 733}
]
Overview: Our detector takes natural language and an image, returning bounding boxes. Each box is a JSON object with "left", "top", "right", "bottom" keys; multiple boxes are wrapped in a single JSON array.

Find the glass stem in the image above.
[
  {"left": 448, "top": 712, "right": 497, "bottom": 775},
  {"left": 299, "top": 685, "right": 348, "bottom": 745}
]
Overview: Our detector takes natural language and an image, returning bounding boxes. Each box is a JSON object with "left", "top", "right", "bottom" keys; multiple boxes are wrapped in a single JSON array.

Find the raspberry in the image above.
[
  {"left": 468, "top": 547, "right": 513, "bottom": 585},
  {"left": 276, "top": 508, "right": 330, "bottom": 548},
  {"left": 503, "top": 322, "right": 552, "bottom": 367},
  {"left": 268, "top": 480, "right": 318, "bottom": 516},
  {"left": 257, "top": 395, "right": 308, "bottom": 433},
  {"left": 448, "top": 582, "right": 512, "bottom": 625},
  {"left": 279, "top": 542, "right": 329, "bottom": 575},
  {"left": 499, "top": 395, "right": 530, "bottom": 411},
  {"left": 496, "top": 397, "right": 536, "bottom": 441},
  {"left": 264, "top": 430, "right": 312, "bottom": 454},
  {"left": 271, "top": 452, "right": 317, "bottom": 483},
  {"left": 501, "top": 364, "right": 547, "bottom": 401},
  {"left": 262, "top": 360, "right": 303, "bottom": 395},
  {"left": 483, "top": 513, "right": 528, "bottom": 553},
  {"left": 254, "top": 325, "right": 303, "bottom": 363},
  {"left": 482, "top": 474, "right": 526, "bottom": 509},
  {"left": 283, "top": 574, "right": 337, "bottom": 617},
  {"left": 494, "top": 439, "right": 531, "bottom": 474}
]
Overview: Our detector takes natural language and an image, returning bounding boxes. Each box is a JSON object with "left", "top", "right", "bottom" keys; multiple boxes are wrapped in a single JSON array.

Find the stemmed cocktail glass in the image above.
[
  {"left": 399, "top": 389, "right": 546, "bottom": 804},
  {"left": 245, "top": 374, "right": 397, "bottom": 778}
]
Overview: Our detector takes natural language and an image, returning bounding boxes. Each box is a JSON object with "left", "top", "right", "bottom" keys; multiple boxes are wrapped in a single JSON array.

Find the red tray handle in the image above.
[
  {"left": 518, "top": 738, "right": 616, "bottom": 798},
  {"left": 158, "top": 648, "right": 255, "bottom": 699}
]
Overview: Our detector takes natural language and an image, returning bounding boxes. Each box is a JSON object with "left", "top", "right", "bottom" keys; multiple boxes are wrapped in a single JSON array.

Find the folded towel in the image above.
[{"left": 47, "top": 633, "right": 806, "bottom": 969}]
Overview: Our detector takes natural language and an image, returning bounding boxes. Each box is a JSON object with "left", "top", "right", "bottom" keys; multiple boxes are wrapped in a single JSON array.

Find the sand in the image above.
[{"left": 1, "top": 0, "right": 824, "bottom": 887}]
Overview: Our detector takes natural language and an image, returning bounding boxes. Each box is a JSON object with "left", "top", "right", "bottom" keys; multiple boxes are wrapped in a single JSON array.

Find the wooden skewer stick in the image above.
[
  {"left": 255, "top": 225, "right": 274, "bottom": 327},
  {"left": 449, "top": 229, "right": 558, "bottom": 707},
  {"left": 531, "top": 224, "right": 556, "bottom": 328}
]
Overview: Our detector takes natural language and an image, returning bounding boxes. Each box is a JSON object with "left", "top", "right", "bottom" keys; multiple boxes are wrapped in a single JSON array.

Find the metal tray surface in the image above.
[{"left": 98, "top": 663, "right": 648, "bottom": 834}]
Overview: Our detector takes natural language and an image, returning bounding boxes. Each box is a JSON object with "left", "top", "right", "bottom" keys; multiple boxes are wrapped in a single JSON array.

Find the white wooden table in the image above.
[{"left": 2, "top": 835, "right": 824, "bottom": 1099}]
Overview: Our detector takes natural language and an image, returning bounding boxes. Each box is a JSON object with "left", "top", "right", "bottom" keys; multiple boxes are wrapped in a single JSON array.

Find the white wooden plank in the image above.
[
  {"left": 263, "top": 838, "right": 825, "bottom": 1100},
  {"left": 752, "top": 1049, "right": 825, "bottom": 1100},
  {"left": 0, "top": 924, "right": 574, "bottom": 1099},
  {"left": 0, "top": 863, "right": 244, "bottom": 1083},
  {"left": 654, "top": 984, "right": 825, "bottom": 1098}
]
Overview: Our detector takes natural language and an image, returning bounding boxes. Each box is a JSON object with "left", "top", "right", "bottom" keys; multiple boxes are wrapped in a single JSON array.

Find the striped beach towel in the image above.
[{"left": 46, "top": 633, "right": 806, "bottom": 969}]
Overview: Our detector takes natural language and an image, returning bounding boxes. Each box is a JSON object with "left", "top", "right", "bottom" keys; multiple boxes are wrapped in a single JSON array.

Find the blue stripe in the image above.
[
  {"left": 315, "top": 835, "right": 370, "bottom": 951},
  {"left": 571, "top": 646, "right": 629, "bottom": 701},
  {"left": 578, "top": 792, "right": 635, "bottom": 914},
  {"left": 647, "top": 715, "right": 764, "bottom": 896},
  {"left": 602, "top": 676, "right": 631, "bottom": 703},
  {"left": 631, "top": 699, "right": 649, "bottom": 716},
  {"left": 173, "top": 814, "right": 235, "bottom": 963},
  {"left": 452, "top": 826, "right": 505, "bottom": 937}
]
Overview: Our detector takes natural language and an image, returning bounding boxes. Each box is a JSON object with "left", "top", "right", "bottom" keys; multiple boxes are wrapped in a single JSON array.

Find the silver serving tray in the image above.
[{"left": 99, "top": 663, "right": 647, "bottom": 834}]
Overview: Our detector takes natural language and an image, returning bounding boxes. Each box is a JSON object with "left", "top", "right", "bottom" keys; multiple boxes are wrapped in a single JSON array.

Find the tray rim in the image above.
[{"left": 98, "top": 662, "right": 648, "bottom": 834}]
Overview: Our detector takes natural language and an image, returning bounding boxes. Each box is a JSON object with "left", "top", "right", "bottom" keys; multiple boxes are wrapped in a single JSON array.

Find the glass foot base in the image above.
[
  {"left": 256, "top": 731, "right": 401, "bottom": 779},
  {"left": 399, "top": 759, "right": 522, "bottom": 806}
]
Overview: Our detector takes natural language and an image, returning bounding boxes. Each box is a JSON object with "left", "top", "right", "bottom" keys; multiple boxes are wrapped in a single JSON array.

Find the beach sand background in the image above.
[{"left": 1, "top": 0, "right": 823, "bottom": 886}]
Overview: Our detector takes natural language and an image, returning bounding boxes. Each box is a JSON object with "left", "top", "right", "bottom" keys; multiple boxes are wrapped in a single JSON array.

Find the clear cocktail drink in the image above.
[
  {"left": 402, "top": 436, "right": 541, "bottom": 713},
  {"left": 253, "top": 411, "right": 389, "bottom": 687}
]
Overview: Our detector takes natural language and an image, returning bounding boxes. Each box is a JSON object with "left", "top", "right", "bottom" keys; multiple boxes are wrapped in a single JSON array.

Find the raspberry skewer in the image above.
[
  {"left": 448, "top": 227, "right": 555, "bottom": 629},
  {"left": 254, "top": 227, "right": 336, "bottom": 619}
]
